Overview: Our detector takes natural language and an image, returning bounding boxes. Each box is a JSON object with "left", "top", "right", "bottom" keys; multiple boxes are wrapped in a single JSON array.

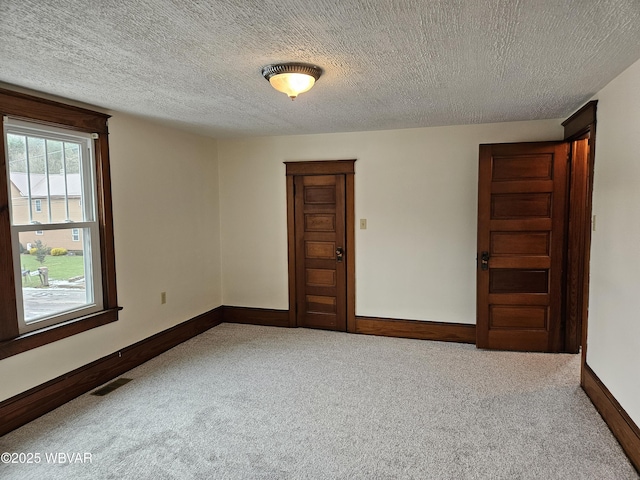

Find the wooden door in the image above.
[
  {"left": 477, "top": 142, "right": 569, "bottom": 352},
  {"left": 294, "top": 174, "right": 347, "bottom": 331}
]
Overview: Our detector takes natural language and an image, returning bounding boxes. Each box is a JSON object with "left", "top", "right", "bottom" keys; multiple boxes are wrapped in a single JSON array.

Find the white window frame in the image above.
[
  {"left": 34, "top": 198, "right": 42, "bottom": 212},
  {"left": 72, "top": 228, "right": 80, "bottom": 242},
  {"left": 5, "top": 118, "right": 104, "bottom": 333}
]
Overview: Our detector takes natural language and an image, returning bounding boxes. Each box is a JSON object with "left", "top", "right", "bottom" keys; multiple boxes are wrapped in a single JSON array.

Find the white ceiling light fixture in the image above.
[{"left": 262, "top": 63, "right": 323, "bottom": 100}]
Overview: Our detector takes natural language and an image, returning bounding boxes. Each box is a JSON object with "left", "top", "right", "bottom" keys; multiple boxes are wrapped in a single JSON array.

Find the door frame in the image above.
[
  {"left": 285, "top": 160, "right": 356, "bottom": 332},
  {"left": 561, "top": 101, "right": 597, "bottom": 360}
]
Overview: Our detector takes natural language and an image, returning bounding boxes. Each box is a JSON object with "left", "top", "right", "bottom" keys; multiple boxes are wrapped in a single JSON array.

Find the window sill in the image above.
[{"left": 0, "top": 307, "right": 121, "bottom": 360}]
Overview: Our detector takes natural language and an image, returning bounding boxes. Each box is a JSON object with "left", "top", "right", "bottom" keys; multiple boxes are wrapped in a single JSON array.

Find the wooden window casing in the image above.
[{"left": 0, "top": 88, "right": 120, "bottom": 360}]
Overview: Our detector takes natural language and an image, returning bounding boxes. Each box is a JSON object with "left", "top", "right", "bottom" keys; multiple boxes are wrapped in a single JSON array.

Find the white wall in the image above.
[
  {"left": 587, "top": 58, "right": 640, "bottom": 426},
  {"left": 0, "top": 113, "right": 222, "bottom": 402},
  {"left": 219, "top": 119, "right": 563, "bottom": 323}
]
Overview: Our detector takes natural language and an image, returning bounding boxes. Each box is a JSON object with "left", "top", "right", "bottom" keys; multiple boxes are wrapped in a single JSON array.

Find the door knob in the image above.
[
  {"left": 336, "top": 247, "right": 344, "bottom": 262},
  {"left": 480, "top": 251, "right": 489, "bottom": 270}
]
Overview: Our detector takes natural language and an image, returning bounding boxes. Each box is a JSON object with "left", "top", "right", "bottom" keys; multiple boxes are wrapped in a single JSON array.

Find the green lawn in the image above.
[{"left": 20, "top": 254, "right": 85, "bottom": 282}]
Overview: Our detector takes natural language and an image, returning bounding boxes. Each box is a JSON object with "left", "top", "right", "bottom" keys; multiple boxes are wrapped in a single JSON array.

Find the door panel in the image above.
[
  {"left": 489, "top": 269, "right": 549, "bottom": 294},
  {"left": 491, "top": 193, "right": 552, "bottom": 218},
  {"left": 489, "top": 306, "right": 547, "bottom": 329},
  {"left": 305, "top": 241, "right": 335, "bottom": 259},
  {"left": 306, "top": 268, "right": 336, "bottom": 287},
  {"left": 305, "top": 214, "right": 335, "bottom": 231},
  {"left": 491, "top": 154, "right": 553, "bottom": 181},
  {"left": 491, "top": 232, "right": 550, "bottom": 255},
  {"left": 477, "top": 142, "right": 569, "bottom": 352},
  {"left": 295, "top": 174, "right": 346, "bottom": 331}
]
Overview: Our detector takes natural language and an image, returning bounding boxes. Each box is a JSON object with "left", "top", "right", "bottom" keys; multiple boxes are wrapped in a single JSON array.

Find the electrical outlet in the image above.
[
  {"left": 360, "top": 219, "right": 367, "bottom": 229},
  {"left": 161, "top": 292, "right": 167, "bottom": 304}
]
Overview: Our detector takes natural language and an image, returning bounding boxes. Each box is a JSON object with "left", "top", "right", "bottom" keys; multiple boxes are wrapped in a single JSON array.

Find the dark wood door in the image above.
[
  {"left": 477, "top": 142, "right": 569, "bottom": 352},
  {"left": 294, "top": 174, "right": 347, "bottom": 330}
]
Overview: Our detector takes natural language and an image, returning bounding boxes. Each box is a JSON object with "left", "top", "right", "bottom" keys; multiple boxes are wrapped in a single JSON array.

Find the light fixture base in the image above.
[{"left": 262, "top": 63, "right": 323, "bottom": 81}]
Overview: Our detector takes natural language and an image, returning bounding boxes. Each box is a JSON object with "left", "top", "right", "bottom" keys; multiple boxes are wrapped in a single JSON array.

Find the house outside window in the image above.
[
  {"left": 10, "top": 171, "right": 84, "bottom": 250},
  {"left": 72, "top": 228, "right": 80, "bottom": 242}
]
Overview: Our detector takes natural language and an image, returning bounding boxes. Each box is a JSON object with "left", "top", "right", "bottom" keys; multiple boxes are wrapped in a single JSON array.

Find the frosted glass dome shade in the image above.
[
  {"left": 269, "top": 73, "right": 315, "bottom": 99},
  {"left": 262, "top": 63, "right": 323, "bottom": 100}
]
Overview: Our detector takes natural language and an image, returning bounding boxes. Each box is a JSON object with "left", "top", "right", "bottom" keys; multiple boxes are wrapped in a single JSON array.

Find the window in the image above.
[
  {"left": 6, "top": 119, "right": 104, "bottom": 332},
  {"left": 0, "top": 88, "right": 119, "bottom": 358}
]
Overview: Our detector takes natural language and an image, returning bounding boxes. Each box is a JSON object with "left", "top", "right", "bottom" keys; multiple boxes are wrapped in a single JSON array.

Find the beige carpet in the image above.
[{"left": 0, "top": 323, "right": 637, "bottom": 479}]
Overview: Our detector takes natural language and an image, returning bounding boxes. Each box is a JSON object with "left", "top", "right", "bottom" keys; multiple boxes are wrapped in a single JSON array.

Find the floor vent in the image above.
[{"left": 91, "top": 378, "right": 132, "bottom": 396}]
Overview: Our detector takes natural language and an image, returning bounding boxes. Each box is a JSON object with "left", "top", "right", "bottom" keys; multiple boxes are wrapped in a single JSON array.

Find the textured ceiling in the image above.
[{"left": 1, "top": 0, "right": 640, "bottom": 138}]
